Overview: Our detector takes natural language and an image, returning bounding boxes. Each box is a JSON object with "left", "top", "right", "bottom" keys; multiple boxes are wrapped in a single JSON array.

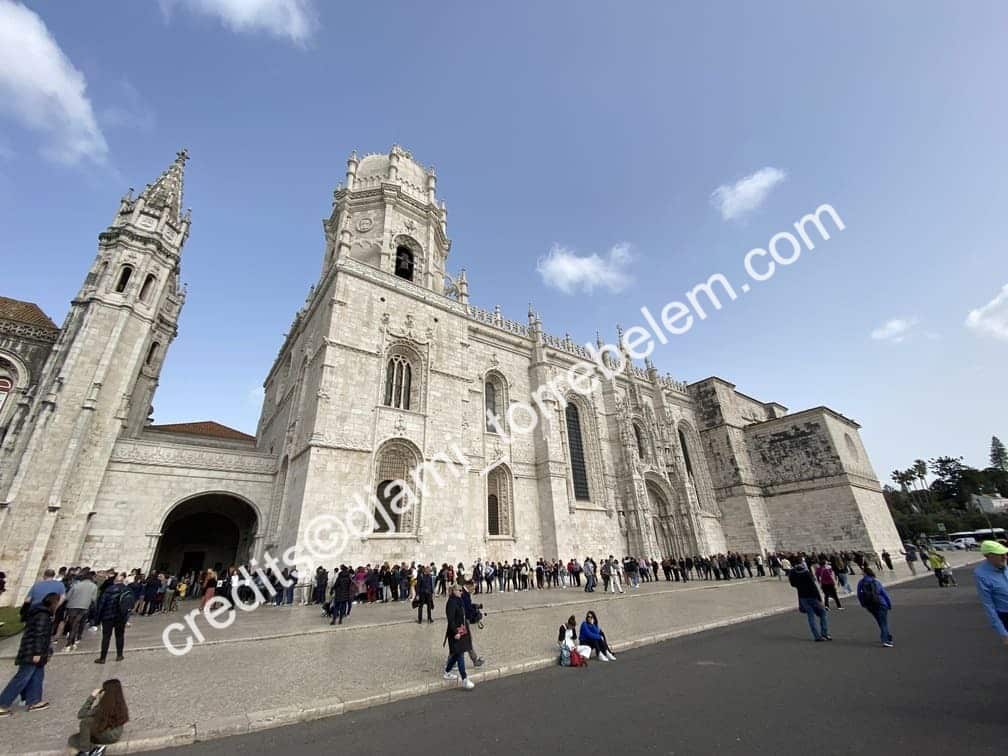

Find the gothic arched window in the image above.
[
  {"left": 487, "top": 465, "right": 513, "bottom": 536},
  {"left": 115, "top": 265, "right": 133, "bottom": 293},
  {"left": 634, "top": 423, "right": 646, "bottom": 460},
  {"left": 394, "top": 246, "right": 414, "bottom": 282},
  {"left": 0, "top": 376, "right": 11, "bottom": 417},
  {"left": 373, "top": 442, "right": 420, "bottom": 534},
  {"left": 139, "top": 274, "right": 157, "bottom": 302},
  {"left": 565, "top": 403, "right": 590, "bottom": 501},
  {"left": 384, "top": 356, "right": 413, "bottom": 410},
  {"left": 146, "top": 341, "right": 160, "bottom": 367},
  {"left": 484, "top": 372, "right": 507, "bottom": 432}
]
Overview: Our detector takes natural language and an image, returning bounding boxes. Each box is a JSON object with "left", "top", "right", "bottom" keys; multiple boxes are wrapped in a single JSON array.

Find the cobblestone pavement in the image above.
[{"left": 0, "top": 553, "right": 978, "bottom": 755}]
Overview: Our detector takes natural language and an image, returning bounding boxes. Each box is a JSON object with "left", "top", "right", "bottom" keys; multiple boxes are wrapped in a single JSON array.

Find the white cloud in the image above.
[
  {"left": 162, "top": 0, "right": 318, "bottom": 44},
  {"left": 0, "top": 0, "right": 108, "bottom": 165},
  {"left": 870, "top": 317, "right": 919, "bottom": 343},
  {"left": 536, "top": 242, "right": 633, "bottom": 295},
  {"left": 966, "top": 284, "right": 1008, "bottom": 341},
  {"left": 711, "top": 167, "right": 786, "bottom": 220}
]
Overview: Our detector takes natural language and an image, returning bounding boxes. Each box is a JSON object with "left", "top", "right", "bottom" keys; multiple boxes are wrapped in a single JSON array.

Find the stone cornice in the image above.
[
  {"left": 0, "top": 319, "right": 58, "bottom": 344},
  {"left": 110, "top": 438, "right": 276, "bottom": 475}
]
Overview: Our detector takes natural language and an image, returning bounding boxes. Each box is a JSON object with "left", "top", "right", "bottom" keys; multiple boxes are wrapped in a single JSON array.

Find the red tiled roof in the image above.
[
  {"left": 0, "top": 296, "right": 58, "bottom": 330},
  {"left": 147, "top": 420, "right": 256, "bottom": 442}
]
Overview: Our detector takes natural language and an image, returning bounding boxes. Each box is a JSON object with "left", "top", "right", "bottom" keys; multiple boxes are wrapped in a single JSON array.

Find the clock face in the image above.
[{"left": 355, "top": 217, "right": 373, "bottom": 232}]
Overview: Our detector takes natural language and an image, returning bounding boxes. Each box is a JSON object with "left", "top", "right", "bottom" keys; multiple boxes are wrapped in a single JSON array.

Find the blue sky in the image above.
[{"left": 1, "top": 1, "right": 1005, "bottom": 484}]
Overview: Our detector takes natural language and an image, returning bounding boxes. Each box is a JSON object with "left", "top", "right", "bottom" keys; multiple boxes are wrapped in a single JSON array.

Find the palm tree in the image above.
[{"left": 913, "top": 459, "right": 932, "bottom": 509}]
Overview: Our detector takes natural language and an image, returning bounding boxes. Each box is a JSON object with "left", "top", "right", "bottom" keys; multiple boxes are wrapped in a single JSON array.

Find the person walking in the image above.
[
  {"left": 94, "top": 573, "right": 130, "bottom": 664},
  {"left": 329, "top": 566, "right": 353, "bottom": 625},
  {"left": 900, "top": 543, "right": 919, "bottom": 575},
  {"left": 460, "top": 581, "right": 485, "bottom": 667},
  {"left": 856, "top": 566, "right": 894, "bottom": 647},
  {"left": 881, "top": 550, "right": 894, "bottom": 571},
  {"left": 442, "top": 584, "right": 475, "bottom": 690},
  {"left": 815, "top": 561, "right": 843, "bottom": 609},
  {"left": 789, "top": 563, "right": 831, "bottom": 642},
  {"left": 64, "top": 571, "right": 98, "bottom": 651},
  {"left": 0, "top": 591, "right": 60, "bottom": 714},
  {"left": 416, "top": 566, "right": 435, "bottom": 623},
  {"left": 68, "top": 678, "right": 129, "bottom": 755},
  {"left": 973, "top": 540, "right": 1008, "bottom": 646}
]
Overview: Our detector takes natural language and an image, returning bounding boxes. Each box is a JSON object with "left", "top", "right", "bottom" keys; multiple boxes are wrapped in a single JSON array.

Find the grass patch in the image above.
[{"left": 0, "top": 606, "right": 25, "bottom": 638}]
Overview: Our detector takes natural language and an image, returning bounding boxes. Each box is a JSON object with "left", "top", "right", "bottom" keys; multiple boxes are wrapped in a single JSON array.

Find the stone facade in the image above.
[{"left": 0, "top": 146, "right": 902, "bottom": 605}]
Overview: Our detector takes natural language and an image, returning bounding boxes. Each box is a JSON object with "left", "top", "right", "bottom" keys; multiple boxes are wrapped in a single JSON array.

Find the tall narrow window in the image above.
[
  {"left": 139, "top": 274, "right": 157, "bottom": 302},
  {"left": 146, "top": 342, "right": 160, "bottom": 366},
  {"left": 486, "top": 465, "right": 512, "bottom": 536},
  {"left": 485, "top": 381, "right": 497, "bottom": 431},
  {"left": 115, "top": 265, "right": 133, "bottom": 293},
  {"left": 394, "top": 246, "right": 414, "bottom": 281},
  {"left": 634, "top": 424, "right": 646, "bottom": 459},
  {"left": 0, "top": 376, "right": 11, "bottom": 417},
  {"left": 383, "top": 356, "right": 413, "bottom": 410},
  {"left": 374, "top": 480, "right": 403, "bottom": 533},
  {"left": 678, "top": 428, "right": 693, "bottom": 476},
  {"left": 487, "top": 493, "right": 500, "bottom": 536},
  {"left": 565, "top": 403, "right": 590, "bottom": 501}
]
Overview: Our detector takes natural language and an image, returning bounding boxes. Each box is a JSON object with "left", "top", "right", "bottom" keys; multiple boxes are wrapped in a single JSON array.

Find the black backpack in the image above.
[{"left": 116, "top": 588, "right": 134, "bottom": 620}]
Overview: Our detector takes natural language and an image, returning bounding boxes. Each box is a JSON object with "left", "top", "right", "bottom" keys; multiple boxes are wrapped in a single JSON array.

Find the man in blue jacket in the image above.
[
  {"left": 856, "top": 566, "right": 893, "bottom": 647},
  {"left": 973, "top": 540, "right": 1008, "bottom": 646}
]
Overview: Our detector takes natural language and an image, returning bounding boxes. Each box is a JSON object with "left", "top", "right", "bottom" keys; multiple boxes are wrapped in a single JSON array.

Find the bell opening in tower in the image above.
[{"left": 394, "top": 246, "right": 414, "bottom": 282}]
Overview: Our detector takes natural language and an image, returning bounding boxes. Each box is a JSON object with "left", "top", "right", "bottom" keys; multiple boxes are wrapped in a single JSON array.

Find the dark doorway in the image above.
[{"left": 152, "top": 493, "right": 258, "bottom": 576}]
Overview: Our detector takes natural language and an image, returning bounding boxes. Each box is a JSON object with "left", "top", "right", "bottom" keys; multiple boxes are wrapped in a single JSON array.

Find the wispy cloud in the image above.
[
  {"left": 161, "top": 0, "right": 318, "bottom": 45},
  {"left": 966, "top": 284, "right": 1008, "bottom": 341},
  {"left": 537, "top": 243, "right": 633, "bottom": 295},
  {"left": 711, "top": 167, "right": 786, "bottom": 220},
  {"left": 0, "top": 0, "right": 108, "bottom": 165},
  {"left": 870, "top": 317, "right": 919, "bottom": 343}
]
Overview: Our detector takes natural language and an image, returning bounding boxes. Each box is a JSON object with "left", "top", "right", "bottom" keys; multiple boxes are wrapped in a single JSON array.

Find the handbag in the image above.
[{"left": 411, "top": 598, "right": 420, "bottom": 609}]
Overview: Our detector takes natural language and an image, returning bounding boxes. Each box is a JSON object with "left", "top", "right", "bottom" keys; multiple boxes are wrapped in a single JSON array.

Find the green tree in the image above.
[{"left": 991, "top": 436, "right": 1007, "bottom": 471}]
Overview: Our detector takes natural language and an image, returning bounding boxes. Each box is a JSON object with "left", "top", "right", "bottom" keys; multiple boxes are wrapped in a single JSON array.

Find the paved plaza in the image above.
[
  {"left": 158, "top": 565, "right": 1003, "bottom": 756},
  {"left": 0, "top": 553, "right": 978, "bottom": 755}
]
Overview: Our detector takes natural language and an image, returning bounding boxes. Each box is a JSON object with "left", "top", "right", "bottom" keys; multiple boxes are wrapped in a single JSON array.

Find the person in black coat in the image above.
[
  {"left": 329, "top": 567, "right": 353, "bottom": 625},
  {"left": 416, "top": 567, "right": 434, "bottom": 623},
  {"left": 789, "top": 562, "right": 831, "bottom": 642},
  {"left": 95, "top": 573, "right": 131, "bottom": 663},
  {"left": 0, "top": 592, "right": 59, "bottom": 713},
  {"left": 442, "top": 585, "right": 474, "bottom": 689}
]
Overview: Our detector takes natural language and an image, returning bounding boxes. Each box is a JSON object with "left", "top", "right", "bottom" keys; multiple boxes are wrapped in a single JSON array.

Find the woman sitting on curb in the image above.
[
  {"left": 558, "top": 615, "right": 592, "bottom": 663},
  {"left": 68, "top": 678, "right": 129, "bottom": 756},
  {"left": 578, "top": 610, "right": 616, "bottom": 661}
]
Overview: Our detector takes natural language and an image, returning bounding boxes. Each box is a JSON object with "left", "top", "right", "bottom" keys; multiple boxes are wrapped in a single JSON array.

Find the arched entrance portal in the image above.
[
  {"left": 152, "top": 493, "right": 258, "bottom": 576},
  {"left": 647, "top": 480, "right": 692, "bottom": 558}
]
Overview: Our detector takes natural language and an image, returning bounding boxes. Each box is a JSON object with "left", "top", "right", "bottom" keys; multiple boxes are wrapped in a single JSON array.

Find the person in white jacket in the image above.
[
  {"left": 610, "top": 556, "right": 624, "bottom": 594},
  {"left": 558, "top": 615, "right": 592, "bottom": 660}
]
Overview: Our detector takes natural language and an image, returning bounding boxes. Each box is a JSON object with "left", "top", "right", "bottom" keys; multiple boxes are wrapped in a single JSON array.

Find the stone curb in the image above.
[{"left": 13, "top": 562, "right": 971, "bottom": 756}]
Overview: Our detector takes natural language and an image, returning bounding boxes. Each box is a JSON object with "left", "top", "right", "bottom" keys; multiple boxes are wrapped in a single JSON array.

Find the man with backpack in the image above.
[
  {"left": 857, "top": 566, "right": 894, "bottom": 647},
  {"left": 94, "top": 572, "right": 131, "bottom": 663}
]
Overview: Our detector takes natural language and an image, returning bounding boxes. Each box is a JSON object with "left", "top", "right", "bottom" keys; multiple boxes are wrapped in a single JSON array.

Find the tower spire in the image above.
[{"left": 138, "top": 148, "right": 188, "bottom": 225}]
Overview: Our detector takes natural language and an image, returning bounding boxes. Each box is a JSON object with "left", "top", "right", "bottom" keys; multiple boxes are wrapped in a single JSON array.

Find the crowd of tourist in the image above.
[{"left": 0, "top": 540, "right": 982, "bottom": 717}]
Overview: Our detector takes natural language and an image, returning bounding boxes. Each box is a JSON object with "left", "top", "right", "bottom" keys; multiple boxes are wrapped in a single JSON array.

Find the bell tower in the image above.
[
  {"left": 321, "top": 145, "right": 451, "bottom": 293},
  {"left": 0, "top": 150, "right": 191, "bottom": 601}
]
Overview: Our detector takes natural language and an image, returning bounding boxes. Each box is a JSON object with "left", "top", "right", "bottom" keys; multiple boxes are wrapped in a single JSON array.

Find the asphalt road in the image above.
[{"left": 154, "top": 574, "right": 1003, "bottom": 755}]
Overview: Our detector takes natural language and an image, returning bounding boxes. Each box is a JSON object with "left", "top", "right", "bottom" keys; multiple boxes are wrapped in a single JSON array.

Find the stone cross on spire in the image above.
[{"left": 139, "top": 148, "right": 189, "bottom": 225}]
